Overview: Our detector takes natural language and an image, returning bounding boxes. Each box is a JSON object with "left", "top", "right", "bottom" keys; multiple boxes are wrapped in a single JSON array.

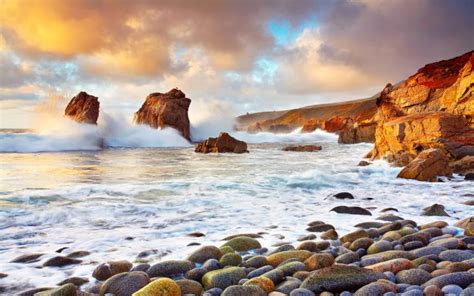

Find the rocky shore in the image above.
[{"left": 7, "top": 205, "right": 473, "bottom": 296}]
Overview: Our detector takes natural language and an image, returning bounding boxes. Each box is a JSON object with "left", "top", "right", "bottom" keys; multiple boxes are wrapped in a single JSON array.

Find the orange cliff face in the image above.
[
  {"left": 369, "top": 50, "right": 474, "bottom": 170},
  {"left": 134, "top": 88, "right": 192, "bottom": 141},
  {"left": 64, "top": 91, "right": 100, "bottom": 124},
  {"left": 239, "top": 97, "right": 377, "bottom": 138}
]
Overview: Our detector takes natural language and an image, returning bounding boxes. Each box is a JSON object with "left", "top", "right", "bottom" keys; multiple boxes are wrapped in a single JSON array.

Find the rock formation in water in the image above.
[
  {"left": 64, "top": 92, "right": 100, "bottom": 124},
  {"left": 195, "top": 132, "right": 248, "bottom": 153},
  {"left": 368, "top": 51, "right": 474, "bottom": 173},
  {"left": 283, "top": 145, "right": 322, "bottom": 152},
  {"left": 134, "top": 88, "right": 191, "bottom": 140},
  {"left": 238, "top": 97, "right": 377, "bottom": 142}
]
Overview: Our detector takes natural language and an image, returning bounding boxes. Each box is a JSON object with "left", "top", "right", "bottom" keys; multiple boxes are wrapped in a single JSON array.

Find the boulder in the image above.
[
  {"left": 134, "top": 88, "right": 191, "bottom": 140},
  {"left": 397, "top": 149, "right": 453, "bottom": 181},
  {"left": 195, "top": 132, "right": 248, "bottom": 153},
  {"left": 450, "top": 155, "right": 474, "bottom": 175},
  {"left": 64, "top": 91, "right": 100, "bottom": 124}
]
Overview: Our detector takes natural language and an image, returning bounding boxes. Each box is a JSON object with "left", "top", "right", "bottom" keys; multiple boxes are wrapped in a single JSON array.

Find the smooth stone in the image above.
[
  {"left": 93, "top": 260, "right": 133, "bottom": 281},
  {"left": 367, "top": 240, "right": 393, "bottom": 255},
  {"left": 306, "top": 224, "right": 335, "bottom": 232},
  {"left": 267, "top": 250, "right": 312, "bottom": 267},
  {"left": 330, "top": 206, "right": 371, "bottom": 216},
  {"left": 396, "top": 269, "right": 432, "bottom": 285},
  {"left": 333, "top": 192, "right": 354, "bottom": 199},
  {"left": 147, "top": 260, "right": 194, "bottom": 278},
  {"left": 34, "top": 284, "right": 77, "bottom": 296},
  {"left": 350, "top": 238, "right": 373, "bottom": 251},
  {"left": 202, "top": 267, "right": 247, "bottom": 290},
  {"left": 401, "top": 290, "right": 423, "bottom": 296},
  {"left": 340, "top": 229, "right": 369, "bottom": 244},
  {"left": 221, "top": 285, "right": 266, "bottom": 296},
  {"left": 461, "top": 287, "right": 474, "bottom": 296},
  {"left": 439, "top": 250, "right": 474, "bottom": 262},
  {"left": 377, "top": 214, "right": 404, "bottom": 222},
  {"left": 428, "top": 237, "right": 461, "bottom": 249},
  {"left": 441, "top": 284, "right": 463, "bottom": 296},
  {"left": 100, "top": 271, "right": 149, "bottom": 296},
  {"left": 277, "top": 261, "right": 306, "bottom": 276},
  {"left": 261, "top": 269, "right": 285, "bottom": 285},
  {"left": 321, "top": 229, "right": 339, "bottom": 240},
  {"left": 365, "top": 258, "right": 413, "bottom": 273},
  {"left": 410, "top": 246, "right": 447, "bottom": 258},
  {"left": 421, "top": 272, "right": 474, "bottom": 289},
  {"left": 42, "top": 256, "right": 81, "bottom": 267},
  {"left": 243, "top": 277, "right": 275, "bottom": 293},
  {"left": 335, "top": 252, "right": 359, "bottom": 264},
  {"left": 290, "top": 288, "right": 316, "bottom": 296},
  {"left": 243, "top": 255, "right": 269, "bottom": 269},
  {"left": 300, "top": 264, "right": 385, "bottom": 293},
  {"left": 247, "top": 265, "right": 274, "bottom": 279},
  {"left": 57, "top": 277, "right": 89, "bottom": 287},
  {"left": 185, "top": 267, "right": 207, "bottom": 282},
  {"left": 423, "top": 285, "right": 443, "bottom": 296},
  {"left": 421, "top": 204, "right": 450, "bottom": 216},
  {"left": 353, "top": 283, "right": 386, "bottom": 296},
  {"left": 298, "top": 234, "right": 316, "bottom": 241},
  {"left": 354, "top": 221, "right": 385, "bottom": 229},
  {"left": 221, "top": 236, "right": 261, "bottom": 252},
  {"left": 187, "top": 246, "right": 223, "bottom": 263},
  {"left": 219, "top": 253, "right": 242, "bottom": 266},
  {"left": 176, "top": 279, "right": 203, "bottom": 295},
  {"left": 304, "top": 253, "right": 335, "bottom": 271},
  {"left": 297, "top": 241, "right": 320, "bottom": 252},
  {"left": 203, "top": 258, "right": 221, "bottom": 271},
  {"left": 275, "top": 279, "right": 302, "bottom": 294},
  {"left": 66, "top": 251, "right": 90, "bottom": 258},
  {"left": 131, "top": 264, "right": 150, "bottom": 273},
  {"left": 203, "top": 287, "right": 223, "bottom": 296},
  {"left": 10, "top": 253, "right": 44, "bottom": 263},
  {"left": 132, "top": 278, "right": 181, "bottom": 296}
]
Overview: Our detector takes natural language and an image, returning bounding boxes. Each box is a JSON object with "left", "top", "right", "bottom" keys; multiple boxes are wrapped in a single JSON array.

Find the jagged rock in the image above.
[
  {"left": 64, "top": 91, "right": 99, "bottom": 124},
  {"left": 450, "top": 155, "right": 474, "bottom": 175},
  {"left": 369, "top": 51, "right": 474, "bottom": 165},
  {"left": 397, "top": 149, "right": 453, "bottom": 182},
  {"left": 195, "top": 132, "right": 248, "bottom": 154},
  {"left": 134, "top": 88, "right": 191, "bottom": 140},
  {"left": 338, "top": 122, "right": 377, "bottom": 144}
]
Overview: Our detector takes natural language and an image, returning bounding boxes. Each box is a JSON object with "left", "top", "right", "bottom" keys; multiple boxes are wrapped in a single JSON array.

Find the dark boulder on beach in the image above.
[
  {"left": 65, "top": 91, "right": 100, "bottom": 124},
  {"left": 195, "top": 132, "right": 248, "bottom": 153},
  {"left": 134, "top": 88, "right": 191, "bottom": 140}
]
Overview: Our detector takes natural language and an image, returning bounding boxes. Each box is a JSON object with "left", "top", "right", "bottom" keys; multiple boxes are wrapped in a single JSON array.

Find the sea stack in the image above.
[
  {"left": 64, "top": 91, "right": 100, "bottom": 124},
  {"left": 134, "top": 88, "right": 191, "bottom": 141}
]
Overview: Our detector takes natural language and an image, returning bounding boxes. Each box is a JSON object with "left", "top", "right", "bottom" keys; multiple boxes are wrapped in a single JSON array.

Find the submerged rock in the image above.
[
  {"left": 421, "top": 203, "right": 450, "bottom": 216},
  {"left": 330, "top": 206, "right": 371, "bottom": 216},
  {"left": 195, "top": 132, "right": 248, "bottom": 153},
  {"left": 134, "top": 88, "right": 191, "bottom": 140},
  {"left": 64, "top": 91, "right": 100, "bottom": 124},
  {"left": 282, "top": 145, "right": 322, "bottom": 152}
]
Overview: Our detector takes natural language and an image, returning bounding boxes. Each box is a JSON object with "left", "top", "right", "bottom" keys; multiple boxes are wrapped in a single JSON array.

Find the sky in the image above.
[{"left": 0, "top": 0, "right": 473, "bottom": 128}]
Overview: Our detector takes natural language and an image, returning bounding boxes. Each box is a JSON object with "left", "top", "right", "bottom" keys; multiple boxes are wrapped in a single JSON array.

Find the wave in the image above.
[
  {"left": 231, "top": 128, "right": 338, "bottom": 144},
  {"left": 0, "top": 113, "right": 191, "bottom": 153}
]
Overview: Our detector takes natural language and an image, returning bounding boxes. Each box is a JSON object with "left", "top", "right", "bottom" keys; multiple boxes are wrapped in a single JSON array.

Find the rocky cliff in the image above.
[
  {"left": 64, "top": 92, "right": 100, "bottom": 124},
  {"left": 237, "top": 96, "right": 377, "bottom": 141},
  {"left": 369, "top": 51, "right": 474, "bottom": 166},
  {"left": 134, "top": 88, "right": 191, "bottom": 140}
]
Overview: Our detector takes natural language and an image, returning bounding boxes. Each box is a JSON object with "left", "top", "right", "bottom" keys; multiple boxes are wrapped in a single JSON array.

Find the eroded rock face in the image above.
[
  {"left": 64, "top": 91, "right": 100, "bottom": 124},
  {"left": 134, "top": 88, "right": 191, "bottom": 140},
  {"left": 195, "top": 132, "right": 248, "bottom": 154},
  {"left": 397, "top": 149, "right": 453, "bottom": 182},
  {"left": 369, "top": 51, "right": 474, "bottom": 166},
  {"left": 338, "top": 122, "right": 377, "bottom": 144}
]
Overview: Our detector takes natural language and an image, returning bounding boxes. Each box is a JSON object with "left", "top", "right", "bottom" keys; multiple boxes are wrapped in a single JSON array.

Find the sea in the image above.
[{"left": 0, "top": 120, "right": 472, "bottom": 293}]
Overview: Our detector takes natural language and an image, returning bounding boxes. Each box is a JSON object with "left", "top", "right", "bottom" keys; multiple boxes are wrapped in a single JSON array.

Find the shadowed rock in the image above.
[
  {"left": 195, "top": 132, "right": 248, "bottom": 153},
  {"left": 134, "top": 88, "right": 191, "bottom": 140},
  {"left": 65, "top": 91, "right": 99, "bottom": 124}
]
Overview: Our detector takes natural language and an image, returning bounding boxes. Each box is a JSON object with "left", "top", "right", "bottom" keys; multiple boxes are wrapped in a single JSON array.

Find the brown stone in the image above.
[
  {"left": 134, "top": 88, "right": 191, "bottom": 140},
  {"left": 283, "top": 145, "right": 322, "bottom": 152},
  {"left": 195, "top": 132, "right": 248, "bottom": 154},
  {"left": 65, "top": 91, "right": 99, "bottom": 124},
  {"left": 397, "top": 149, "right": 453, "bottom": 182}
]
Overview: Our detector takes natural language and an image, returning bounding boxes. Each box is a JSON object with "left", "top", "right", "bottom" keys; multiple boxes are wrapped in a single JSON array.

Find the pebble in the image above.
[
  {"left": 441, "top": 284, "right": 463, "bottom": 295},
  {"left": 290, "top": 288, "right": 316, "bottom": 296},
  {"left": 100, "top": 271, "right": 149, "bottom": 296}
]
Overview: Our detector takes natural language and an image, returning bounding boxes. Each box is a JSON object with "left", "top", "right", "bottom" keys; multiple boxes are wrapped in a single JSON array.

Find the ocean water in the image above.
[{"left": 0, "top": 127, "right": 472, "bottom": 293}]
